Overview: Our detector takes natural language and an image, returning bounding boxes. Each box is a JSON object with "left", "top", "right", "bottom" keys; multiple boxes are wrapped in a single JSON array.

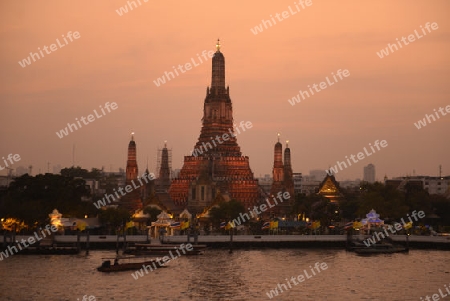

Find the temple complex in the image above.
[{"left": 168, "top": 40, "right": 260, "bottom": 212}]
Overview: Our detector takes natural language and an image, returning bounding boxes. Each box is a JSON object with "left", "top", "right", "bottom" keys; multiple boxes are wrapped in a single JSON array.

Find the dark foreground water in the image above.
[{"left": 0, "top": 249, "right": 449, "bottom": 301}]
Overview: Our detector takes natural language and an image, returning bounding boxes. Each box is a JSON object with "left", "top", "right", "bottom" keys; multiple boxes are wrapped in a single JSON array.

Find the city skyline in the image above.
[{"left": 1, "top": 1, "right": 449, "bottom": 181}]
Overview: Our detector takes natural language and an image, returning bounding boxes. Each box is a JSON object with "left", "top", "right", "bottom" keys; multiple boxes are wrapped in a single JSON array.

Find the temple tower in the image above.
[
  {"left": 270, "top": 134, "right": 285, "bottom": 197},
  {"left": 269, "top": 135, "right": 294, "bottom": 216},
  {"left": 283, "top": 140, "right": 294, "bottom": 198},
  {"left": 169, "top": 40, "right": 260, "bottom": 211},
  {"left": 120, "top": 133, "right": 143, "bottom": 212},
  {"left": 156, "top": 141, "right": 171, "bottom": 192},
  {"left": 126, "top": 133, "right": 138, "bottom": 182}
]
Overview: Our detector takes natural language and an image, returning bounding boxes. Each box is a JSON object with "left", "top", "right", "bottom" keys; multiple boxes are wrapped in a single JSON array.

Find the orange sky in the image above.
[{"left": 1, "top": 0, "right": 449, "bottom": 181}]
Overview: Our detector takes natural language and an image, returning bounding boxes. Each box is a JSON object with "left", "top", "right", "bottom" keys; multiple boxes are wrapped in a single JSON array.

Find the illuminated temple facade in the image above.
[{"left": 168, "top": 40, "right": 260, "bottom": 213}]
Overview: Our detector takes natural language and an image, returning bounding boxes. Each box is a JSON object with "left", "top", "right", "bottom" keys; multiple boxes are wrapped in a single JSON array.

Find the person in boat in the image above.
[
  {"left": 101, "top": 260, "right": 111, "bottom": 268},
  {"left": 114, "top": 258, "right": 119, "bottom": 266}
]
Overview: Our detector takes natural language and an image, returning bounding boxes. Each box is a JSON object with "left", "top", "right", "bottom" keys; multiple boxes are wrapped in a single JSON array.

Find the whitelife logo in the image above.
[
  {"left": 56, "top": 102, "right": 118, "bottom": 139},
  {"left": 287, "top": 69, "right": 350, "bottom": 106},
  {"left": 413, "top": 105, "right": 450, "bottom": 129},
  {"left": 376, "top": 22, "right": 438, "bottom": 59},
  {"left": 0, "top": 224, "right": 58, "bottom": 261},
  {"left": 229, "top": 192, "right": 291, "bottom": 228},
  {"left": 153, "top": 50, "right": 215, "bottom": 87},
  {"left": 0, "top": 153, "right": 21, "bottom": 171},
  {"left": 250, "top": 0, "right": 313, "bottom": 35},
  {"left": 93, "top": 173, "right": 155, "bottom": 209},
  {"left": 131, "top": 243, "right": 193, "bottom": 280},
  {"left": 363, "top": 210, "right": 425, "bottom": 247},
  {"left": 115, "top": 0, "right": 149, "bottom": 16},
  {"left": 18, "top": 31, "right": 81, "bottom": 68},
  {"left": 325, "top": 140, "right": 388, "bottom": 176},
  {"left": 266, "top": 262, "right": 328, "bottom": 299},
  {"left": 192, "top": 121, "right": 253, "bottom": 157}
]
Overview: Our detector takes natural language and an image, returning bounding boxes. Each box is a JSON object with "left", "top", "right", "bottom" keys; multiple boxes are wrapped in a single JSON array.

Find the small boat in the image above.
[
  {"left": 353, "top": 243, "right": 409, "bottom": 255},
  {"left": 125, "top": 244, "right": 207, "bottom": 256},
  {"left": 97, "top": 257, "right": 168, "bottom": 272}
]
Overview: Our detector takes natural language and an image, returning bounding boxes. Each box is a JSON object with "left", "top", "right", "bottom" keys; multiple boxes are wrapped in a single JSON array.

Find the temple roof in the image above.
[{"left": 318, "top": 174, "right": 343, "bottom": 203}]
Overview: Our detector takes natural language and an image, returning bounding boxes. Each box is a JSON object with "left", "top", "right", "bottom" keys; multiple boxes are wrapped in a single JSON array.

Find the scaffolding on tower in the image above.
[{"left": 156, "top": 141, "right": 172, "bottom": 192}]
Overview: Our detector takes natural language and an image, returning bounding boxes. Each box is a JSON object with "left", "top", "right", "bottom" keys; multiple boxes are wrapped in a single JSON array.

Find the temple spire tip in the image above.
[{"left": 216, "top": 39, "right": 221, "bottom": 52}]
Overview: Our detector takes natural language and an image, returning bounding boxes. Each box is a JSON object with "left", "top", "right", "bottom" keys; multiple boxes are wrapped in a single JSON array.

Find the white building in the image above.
[
  {"left": 257, "top": 174, "right": 273, "bottom": 195},
  {"left": 293, "top": 172, "right": 302, "bottom": 196},
  {"left": 309, "top": 169, "right": 327, "bottom": 182},
  {"left": 391, "top": 176, "right": 450, "bottom": 196},
  {"left": 423, "top": 177, "right": 449, "bottom": 195}
]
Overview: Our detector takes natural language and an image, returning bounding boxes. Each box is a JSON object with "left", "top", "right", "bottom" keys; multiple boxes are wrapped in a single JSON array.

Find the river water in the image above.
[{"left": 0, "top": 249, "right": 448, "bottom": 301}]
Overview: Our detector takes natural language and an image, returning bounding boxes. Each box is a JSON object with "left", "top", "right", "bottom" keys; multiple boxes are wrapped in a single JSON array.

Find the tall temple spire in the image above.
[
  {"left": 216, "top": 38, "right": 221, "bottom": 52},
  {"left": 194, "top": 39, "right": 239, "bottom": 157},
  {"left": 211, "top": 39, "right": 225, "bottom": 90},
  {"left": 272, "top": 136, "right": 284, "bottom": 182},
  {"left": 269, "top": 135, "right": 286, "bottom": 214},
  {"left": 126, "top": 132, "right": 138, "bottom": 182},
  {"left": 284, "top": 140, "right": 291, "bottom": 167},
  {"left": 158, "top": 141, "right": 171, "bottom": 190},
  {"left": 283, "top": 140, "right": 294, "bottom": 202},
  {"left": 169, "top": 41, "right": 260, "bottom": 210},
  {"left": 121, "top": 134, "right": 142, "bottom": 212}
]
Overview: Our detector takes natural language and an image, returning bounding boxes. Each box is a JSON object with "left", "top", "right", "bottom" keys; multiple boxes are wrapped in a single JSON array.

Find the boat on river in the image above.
[
  {"left": 125, "top": 243, "right": 207, "bottom": 256},
  {"left": 346, "top": 227, "right": 410, "bottom": 255},
  {"left": 97, "top": 256, "right": 168, "bottom": 272},
  {"left": 353, "top": 243, "right": 409, "bottom": 254}
]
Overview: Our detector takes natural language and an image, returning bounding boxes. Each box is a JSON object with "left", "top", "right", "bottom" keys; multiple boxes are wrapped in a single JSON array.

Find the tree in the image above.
[
  {"left": 87, "top": 168, "right": 103, "bottom": 180},
  {"left": 357, "top": 182, "right": 407, "bottom": 220},
  {"left": 429, "top": 194, "right": 450, "bottom": 229},
  {"left": 0, "top": 173, "right": 92, "bottom": 227},
  {"left": 143, "top": 206, "right": 162, "bottom": 224},
  {"left": 60, "top": 166, "right": 89, "bottom": 178},
  {"left": 209, "top": 199, "right": 245, "bottom": 229},
  {"left": 98, "top": 207, "right": 131, "bottom": 234},
  {"left": 339, "top": 187, "right": 362, "bottom": 220}
]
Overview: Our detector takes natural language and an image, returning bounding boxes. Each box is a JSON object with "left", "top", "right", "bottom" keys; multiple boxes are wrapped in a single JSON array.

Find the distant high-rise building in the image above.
[
  {"left": 257, "top": 174, "right": 273, "bottom": 195},
  {"left": 309, "top": 169, "right": 327, "bottom": 182},
  {"left": 389, "top": 175, "right": 450, "bottom": 196},
  {"left": 364, "top": 164, "right": 376, "bottom": 183},
  {"left": 292, "top": 172, "right": 302, "bottom": 196}
]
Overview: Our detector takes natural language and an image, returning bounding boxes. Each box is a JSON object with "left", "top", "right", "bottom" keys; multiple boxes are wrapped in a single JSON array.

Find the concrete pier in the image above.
[{"left": 2, "top": 234, "right": 449, "bottom": 253}]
